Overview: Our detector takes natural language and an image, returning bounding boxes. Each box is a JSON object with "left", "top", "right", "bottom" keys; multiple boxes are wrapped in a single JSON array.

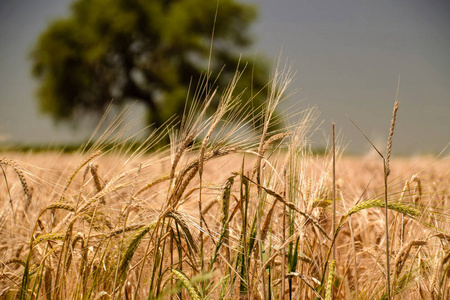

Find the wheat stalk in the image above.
[
  {"left": 332, "top": 122, "right": 336, "bottom": 281},
  {"left": 43, "top": 265, "right": 52, "bottom": 300}
]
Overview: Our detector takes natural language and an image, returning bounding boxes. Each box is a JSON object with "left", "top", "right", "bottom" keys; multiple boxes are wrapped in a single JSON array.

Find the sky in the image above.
[{"left": 0, "top": 0, "right": 449, "bottom": 155}]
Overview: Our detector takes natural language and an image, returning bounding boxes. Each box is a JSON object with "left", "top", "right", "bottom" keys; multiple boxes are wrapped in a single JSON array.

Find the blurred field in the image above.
[{"left": 1, "top": 149, "right": 449, "bottom": 299}]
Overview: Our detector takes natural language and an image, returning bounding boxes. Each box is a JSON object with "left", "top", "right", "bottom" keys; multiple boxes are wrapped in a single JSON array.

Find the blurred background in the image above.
[{"left": 0, "top": 0, "right": 449, "bottom": 155}]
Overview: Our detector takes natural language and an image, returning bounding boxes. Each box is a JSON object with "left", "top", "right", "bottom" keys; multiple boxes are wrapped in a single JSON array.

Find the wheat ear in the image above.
[
  {"left": 392, "top": 240, "right": 426, "bottom": 296},
  {"left": 411, "top": 174, "right": 422, "bottom": 203},
  {"left": 170, "top": 131, "right": 197, "bottom": 179},
  {"left": 135, "top": 174, "right": 171, "bottom": 198},
  {"left": 386, "top": 101, "right": 399, "bottom": 176},
  {"left": 222, "top": 176, "right": 234, "bottom": 273},
  {"left": 61, "top": 150, "right": 102, "bottom": 199},
  {"left": 32, "top": 233, "right": 66, "bottom": 247},
  {"left": 118, "top": 222, "right": 157, "bottom": 280},
  {"left": 89, "top": 163, "right": 105, "bottom": 204},
  {"left": 166, "top": 210, "right": 198, "bottom": 254},
  {"left": 241, "top": 174, "right": 330, "bottom": 240},
  {"left": 393, "top": 240, "right": 426, "bottom": 276},
  {"left": 171, "top": 269, "right": 201, "bottom": 300},
  {"left": 325, "top": 260, "right": 336, "bottom": 300},
  {"left": 345, "top": 199, "right": 420, "bottom": 220},
  {"left": 252, "top": 132, "right": 292, "bottom": 178},
  {"left": 261, "top": 199, "right": 277, "bottom": 242},
  {"left": 0, "top": 158, "right": 31, "bottom": 207}
]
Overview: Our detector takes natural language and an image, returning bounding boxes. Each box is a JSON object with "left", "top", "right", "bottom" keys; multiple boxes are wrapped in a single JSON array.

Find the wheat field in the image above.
[{"left": 1, "top": 68, "right": 449, "bottom": 299}]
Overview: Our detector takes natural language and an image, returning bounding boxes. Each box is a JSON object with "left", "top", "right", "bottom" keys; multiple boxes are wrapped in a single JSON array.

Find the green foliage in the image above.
[{"left": 31, "top": 0, "right": 270, "bottom": 128}]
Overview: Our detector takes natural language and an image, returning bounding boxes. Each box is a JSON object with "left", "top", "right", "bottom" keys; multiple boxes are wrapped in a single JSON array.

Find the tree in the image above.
[{"left": 31, "top": 0, "right": 271, "bottom": 129}]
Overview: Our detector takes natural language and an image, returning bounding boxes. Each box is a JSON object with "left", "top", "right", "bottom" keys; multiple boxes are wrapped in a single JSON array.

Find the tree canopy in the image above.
[{"left": 31, "top": 0, "right": 271, "bottom": 129}]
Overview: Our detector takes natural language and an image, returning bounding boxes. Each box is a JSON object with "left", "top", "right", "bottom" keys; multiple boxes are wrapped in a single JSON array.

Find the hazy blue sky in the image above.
[{"left": 0, "top": 0, "right": 449, "bottom": 154}]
